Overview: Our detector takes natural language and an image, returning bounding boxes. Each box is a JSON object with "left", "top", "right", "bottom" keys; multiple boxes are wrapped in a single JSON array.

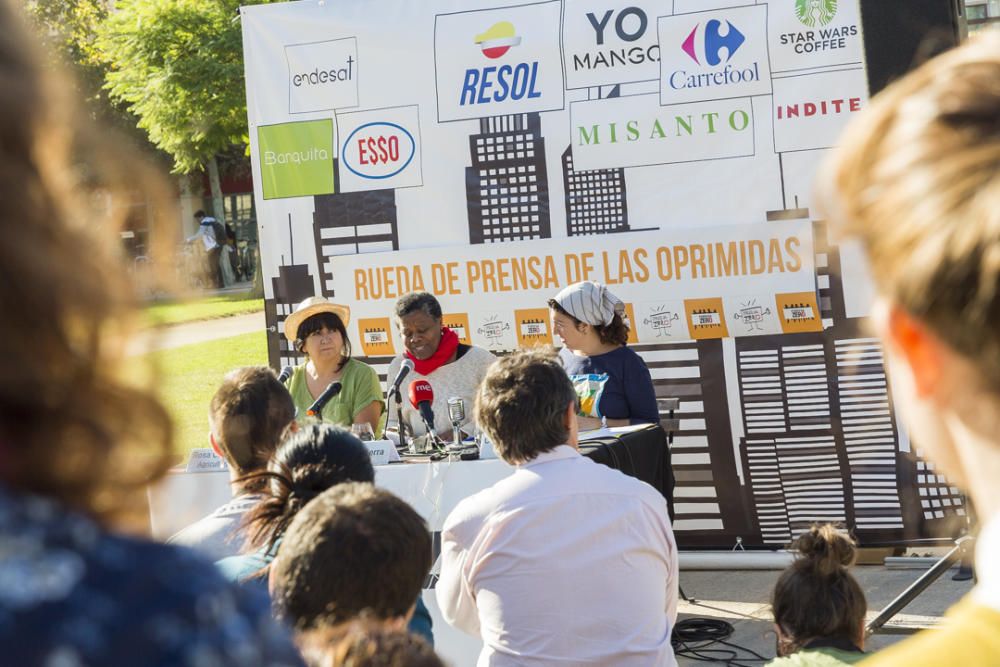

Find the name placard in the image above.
[
  {"left": 186, "top": 448, "right": 228, "bottom": 473},
  {"left": 365, "top": 439, "right": 399, "bottom": 466}
]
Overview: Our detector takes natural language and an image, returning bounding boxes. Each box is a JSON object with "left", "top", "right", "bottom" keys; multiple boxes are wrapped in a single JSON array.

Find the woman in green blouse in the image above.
[{"left": 283, "top": 297, "right": 384, "bottom": 436}]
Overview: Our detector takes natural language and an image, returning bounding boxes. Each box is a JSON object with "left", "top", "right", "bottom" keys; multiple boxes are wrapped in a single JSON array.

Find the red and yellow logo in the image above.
[{"left": 475, "top": 21, "right": 522, "bottom": 59}]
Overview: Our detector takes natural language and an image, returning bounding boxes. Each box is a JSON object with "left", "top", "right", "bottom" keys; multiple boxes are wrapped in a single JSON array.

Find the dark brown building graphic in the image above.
[{"left": 466, "top": 113, "right": 551, "bottom": 244}]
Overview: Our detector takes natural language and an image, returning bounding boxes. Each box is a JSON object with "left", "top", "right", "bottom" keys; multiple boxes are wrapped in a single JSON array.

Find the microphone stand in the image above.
[{"left": 394, "top": 389, "right": 409, "bottom": 451}]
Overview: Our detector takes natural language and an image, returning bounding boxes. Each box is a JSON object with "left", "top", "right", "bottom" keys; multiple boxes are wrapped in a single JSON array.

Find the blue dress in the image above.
[{"left": 0, "top": 484, "right": 302, "bottom": 666}]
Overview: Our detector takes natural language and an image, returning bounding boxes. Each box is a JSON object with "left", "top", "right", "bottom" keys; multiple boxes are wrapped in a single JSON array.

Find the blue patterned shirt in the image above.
[{"left": 0, "top": 485, "right": 303, "bottom": 666}]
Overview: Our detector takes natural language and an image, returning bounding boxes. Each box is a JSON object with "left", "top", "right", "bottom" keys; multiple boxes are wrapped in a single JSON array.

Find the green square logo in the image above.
[{"left": 257, "top": 119, "right": 335, "bottom": 199}]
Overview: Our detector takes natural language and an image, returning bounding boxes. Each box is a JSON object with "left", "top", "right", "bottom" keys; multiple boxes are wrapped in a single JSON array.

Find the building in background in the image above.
[
  {"left": 465, "top": 113, "right": 551, "bottom": 244},
  {"left": 312, "top": 171, "right": 399, "bottom": 298},
  {"left": 966, "top": 0, "right": 1000, "bottom": 32}
]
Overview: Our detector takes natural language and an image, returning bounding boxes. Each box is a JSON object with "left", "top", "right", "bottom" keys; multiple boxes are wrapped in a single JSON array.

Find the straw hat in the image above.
[{"left": 283, "top": 296, "right": 351, "bottom": 342}]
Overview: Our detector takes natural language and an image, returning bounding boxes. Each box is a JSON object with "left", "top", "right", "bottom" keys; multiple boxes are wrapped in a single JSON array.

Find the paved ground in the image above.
[
  {"left": 128, "top": 310, "right": 266, "bottom": 355},
  {"left": 675, "top": 563, "right": 973, "bottom": 665}
]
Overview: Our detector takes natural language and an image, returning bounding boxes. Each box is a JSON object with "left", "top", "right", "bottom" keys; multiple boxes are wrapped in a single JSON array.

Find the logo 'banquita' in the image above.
[
  {"left": 795, "top": 0, "right": 838, "bottom": 28},
  {"left": 682, "top": 20, "right": 745, "bottom": 66}
]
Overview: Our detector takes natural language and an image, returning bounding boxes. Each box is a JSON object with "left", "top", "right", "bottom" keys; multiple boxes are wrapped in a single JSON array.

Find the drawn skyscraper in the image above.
[
  {"left": 735, "top": 212, "right": 933, "bottom": 545},
  {"left": 561, "top": 85, "right": 630, "bottom": 237},
  {"left": 312, "top": 162, "right": 399, "bottom": 298},
  {"left": 466, "top": 113, "right": 551, "bottom": 244},
  {"left": 561, "top": 146, "right": 630, "bottom": 236},
  {"left": 737, "top": 334, "right": 849, "bottom": 545},
  {"left": 633, "top": 338, "right": 750, "bottom": 547},
  {"left": 265, "top": 264, "right": 316, "bottom": 369}
]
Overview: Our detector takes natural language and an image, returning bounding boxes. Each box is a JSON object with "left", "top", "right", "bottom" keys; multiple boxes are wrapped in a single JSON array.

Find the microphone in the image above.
[
  {"left": 277, "top": 366, "right": 294, "bottom": 384},
  {"left": 388, "top": 358, "right": 414, "bottom": 400},
  {"left": 408, "top": 379, "right": 437, "bottom": 439},
  {"left": 306, "top": 381, "right": 342, "bottom": 418},
  {"left": 447, "top": 397, "right": 465, "bottom": 448}
]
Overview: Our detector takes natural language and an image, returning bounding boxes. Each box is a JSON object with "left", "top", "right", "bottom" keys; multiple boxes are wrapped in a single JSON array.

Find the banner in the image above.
[{"left": 241, "top": 0, "right": 964, "bottom": 549}]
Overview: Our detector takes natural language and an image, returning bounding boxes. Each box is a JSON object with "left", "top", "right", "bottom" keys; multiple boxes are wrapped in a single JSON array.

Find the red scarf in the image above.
[{"left": 407, "top": 327, "right": 459, "bottom": 375}]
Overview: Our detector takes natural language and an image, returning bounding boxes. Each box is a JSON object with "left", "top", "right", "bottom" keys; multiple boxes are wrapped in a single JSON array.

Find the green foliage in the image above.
[
  {"left": 24, "top": 0, "right": 148, "bottom": 141},
  {"left": 100, "top": 0, "right": 256, "bottom": 173}
]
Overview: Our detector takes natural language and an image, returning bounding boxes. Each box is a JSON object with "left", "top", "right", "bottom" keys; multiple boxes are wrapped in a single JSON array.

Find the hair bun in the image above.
[{"left": 793, "top": 524, "right": 856, "bottom": 577}]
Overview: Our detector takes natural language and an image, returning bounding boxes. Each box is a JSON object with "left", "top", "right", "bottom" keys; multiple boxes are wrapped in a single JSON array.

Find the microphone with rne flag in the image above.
[
  {"left": 408, "top": 379, "right": 437, "bottom": 438},
  {"left": 277, "top": 366, "right": 294, "bottom": 385},
  {"left": 306, "top": 381, "right": 342, "bottom": 418}
]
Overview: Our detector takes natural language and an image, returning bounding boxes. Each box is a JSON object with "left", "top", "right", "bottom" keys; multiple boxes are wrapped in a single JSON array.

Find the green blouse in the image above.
[{"left": 288, "top": 358, "right": 384, "bottom": 436}]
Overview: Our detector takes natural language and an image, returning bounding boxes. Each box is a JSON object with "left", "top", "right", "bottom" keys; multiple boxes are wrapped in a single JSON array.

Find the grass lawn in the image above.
[
  {"left": 144, "top": 291, "right": 264, "bottom": 327},
  {"left": 143, "top": 330, "right": 269, "bottom": 462}
]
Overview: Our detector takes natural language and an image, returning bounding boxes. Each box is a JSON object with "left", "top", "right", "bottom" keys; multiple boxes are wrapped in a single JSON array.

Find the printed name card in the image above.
[
  {"left": 365, "top": 440, "right": 399, "bottom": 466},
  {"left": 186, "top": 448, "right": 228, "bottom": 473}
]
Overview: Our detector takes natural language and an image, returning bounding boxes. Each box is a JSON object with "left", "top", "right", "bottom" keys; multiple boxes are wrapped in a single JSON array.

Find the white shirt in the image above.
[
  {"left": 186, "top": 218, "right": 219, "bottom": 252},
  {"left": 437, "top": 445, "right": 678, "bottom": 667},
  {"left": 167, "top": 494, "right": 259, "bottom": 561},
  {"left": 974, "top": 512, "right": 1000, "bottom": 613}
]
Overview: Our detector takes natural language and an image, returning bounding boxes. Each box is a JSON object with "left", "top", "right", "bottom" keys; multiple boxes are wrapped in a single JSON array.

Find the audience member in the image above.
[
  {"left": 297, "top": 619, "right": 444, "bottom": 667},
  {"left": 216, "top": 424, "right": 375, "bottom": 591},
  {"left": 766, "top": 525, "right": 867, "bottom": 666},
  {"left": 437, "top": 348, "right": 678, "bottom": 665},
  {"left": 169, "top": 366, "right": 296, "bottom": 559},
  {"left": 214, "top": 424, "right": 434, "bottom": 644},
  {"left": 820, "top": 32, "right": 1000, "bottom": 666},
  {"left": 270, "top": 483, "right": 432, "bottom": 639},
  {"left": 0, "top": 1, "right": 301, "bottom": 663}
]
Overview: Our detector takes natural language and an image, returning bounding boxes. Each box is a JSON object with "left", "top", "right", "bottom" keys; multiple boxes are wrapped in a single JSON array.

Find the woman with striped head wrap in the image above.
[{"left": 548, "top": 281, "right": 659, "bottom": 431}]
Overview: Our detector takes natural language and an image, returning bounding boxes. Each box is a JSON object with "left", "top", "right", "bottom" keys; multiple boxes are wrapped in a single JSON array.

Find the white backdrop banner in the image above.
[{"left": 241, "top": 0, "right": 960, "bottom": 554}]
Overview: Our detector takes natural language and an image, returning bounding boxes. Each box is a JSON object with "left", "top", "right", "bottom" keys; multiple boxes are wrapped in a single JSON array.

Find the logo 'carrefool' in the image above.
[{"left": 681, "top": 20, "right": 745, "bottom": 65}]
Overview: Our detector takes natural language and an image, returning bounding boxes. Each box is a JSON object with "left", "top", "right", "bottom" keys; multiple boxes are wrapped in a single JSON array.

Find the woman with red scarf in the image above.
[{"left": 385, "top": 292, "right": 496, "bottom": 446}]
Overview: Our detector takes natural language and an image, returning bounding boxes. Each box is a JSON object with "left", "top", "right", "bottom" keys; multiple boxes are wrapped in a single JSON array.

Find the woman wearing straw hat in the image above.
[
  {"left": 549, "top": 281, "right": 659, "bottom": 431},
  {"left": 284, "top": 296, "right": 384, "bottom": 436}
]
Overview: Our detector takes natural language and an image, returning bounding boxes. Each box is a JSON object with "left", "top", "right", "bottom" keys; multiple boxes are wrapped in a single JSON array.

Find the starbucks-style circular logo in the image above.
[{"left": 795, "top": 0, "right": 838, "bottom": 28}]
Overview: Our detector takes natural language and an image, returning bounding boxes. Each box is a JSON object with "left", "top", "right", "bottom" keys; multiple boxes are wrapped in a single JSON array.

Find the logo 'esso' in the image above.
[{"left": 341, "top": 122, "right": 416, "bottom": 180}]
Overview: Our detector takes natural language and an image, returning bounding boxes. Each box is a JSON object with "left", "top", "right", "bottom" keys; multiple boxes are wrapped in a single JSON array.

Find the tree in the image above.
[
  {"left": 25, "top": 0, "right": 160, "bottom": 150},
  {"left": 99, "top": 0, "right": 254, "bottom": 218}
]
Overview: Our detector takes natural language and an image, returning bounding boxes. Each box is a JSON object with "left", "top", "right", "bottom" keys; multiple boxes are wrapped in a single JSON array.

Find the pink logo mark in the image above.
[{"left": 682, "top": 25, "right": 699, "bottom": 64}]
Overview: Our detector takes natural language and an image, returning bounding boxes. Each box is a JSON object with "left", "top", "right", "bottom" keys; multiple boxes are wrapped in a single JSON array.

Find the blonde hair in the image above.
[
  {"left": 0, "top": 0, "right": 177, "bottom": 524},
  {"left": 819, "top": 32, "right": 1000, "bottom": 389}
]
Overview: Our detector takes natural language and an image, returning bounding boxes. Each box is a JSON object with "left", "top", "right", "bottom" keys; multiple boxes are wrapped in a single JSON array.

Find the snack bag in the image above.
[{"left": 571, "top": 373, "right": 609, "bottom": 419}]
